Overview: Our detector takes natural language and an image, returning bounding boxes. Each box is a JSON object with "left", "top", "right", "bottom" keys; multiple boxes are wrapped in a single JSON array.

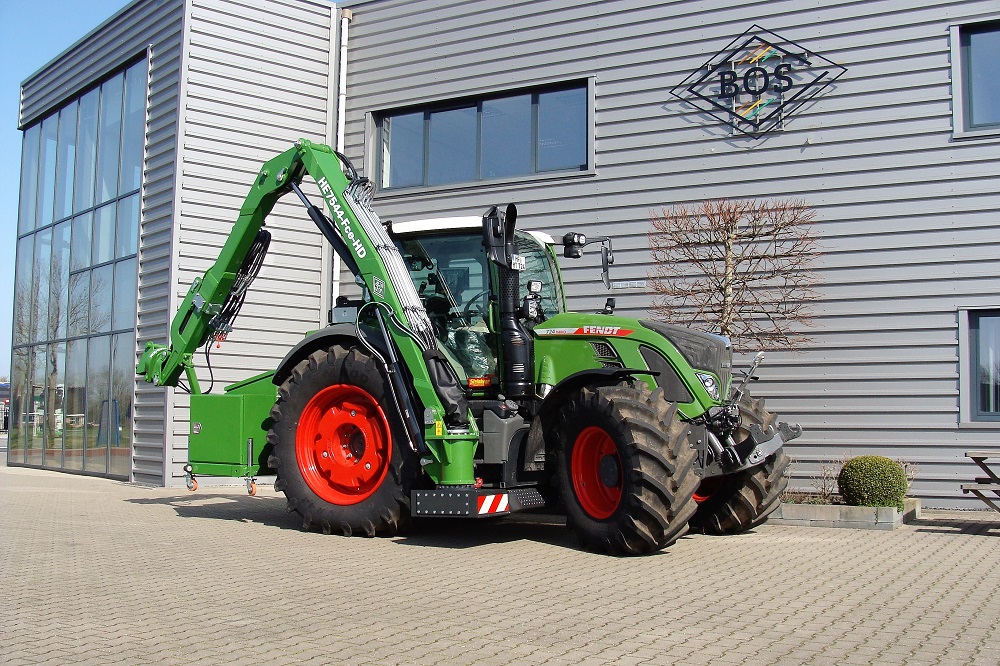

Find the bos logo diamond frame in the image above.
[{"left": 671, "top": 25, "right": 847, "bottom": 138}]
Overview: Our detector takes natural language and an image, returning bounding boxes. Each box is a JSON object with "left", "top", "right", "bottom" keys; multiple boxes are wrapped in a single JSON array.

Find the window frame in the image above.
[
  {"left": 959, "top": 308, "right": 1000, "bottom": 426},
  {"left": 373, "top": 78, "right": 595, "bottom": 193},
  {"left": 950, "top": 20, "right": 1000, "bottom": 139}
]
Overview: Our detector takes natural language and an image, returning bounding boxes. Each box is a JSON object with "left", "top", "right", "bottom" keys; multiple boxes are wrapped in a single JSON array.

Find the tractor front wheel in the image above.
[
  {"left": 268, "top": 345, "right": 419, "bottom": 537},
  {"left": 555, "top": 384, "right": 699, "bottom": 555},
  {"left": 689, "top": 393, "right": 790, "bottom": 535}
]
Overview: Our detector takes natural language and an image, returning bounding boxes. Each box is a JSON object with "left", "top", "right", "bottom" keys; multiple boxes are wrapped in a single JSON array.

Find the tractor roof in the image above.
[
  {"left": 390, "top": 217, "right": 555, "bottom": 246},
  {"left": 390, "top": 217, "right": 481, "bottom": 235}
]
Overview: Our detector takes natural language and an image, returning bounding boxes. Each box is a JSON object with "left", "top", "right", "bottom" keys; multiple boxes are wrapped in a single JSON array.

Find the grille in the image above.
[
  {"left": 600, "top": 360, "right": 623, "bottom": 369},
  {"left": 590, "top": 341, "right": 617, "bottom": 358}
]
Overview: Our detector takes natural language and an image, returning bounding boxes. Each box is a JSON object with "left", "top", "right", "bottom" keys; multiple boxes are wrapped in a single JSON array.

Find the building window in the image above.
[
  {"left": 952, "top": 21, "right": 1000, "bottom": 135},
  {"left": 9, "top": 59, "right": 148, "bottom": 478},
  {"left": 378, "top": 82, "right": 589, "bottom": 189},
  {"left": 970, "top": 311, "right": 1000, "bottom": 421}
]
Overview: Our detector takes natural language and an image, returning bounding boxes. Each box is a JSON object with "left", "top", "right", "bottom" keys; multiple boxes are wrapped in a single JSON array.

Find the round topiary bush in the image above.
[{"left": 837, "top": 456, "right": 907, "bottom": 511}]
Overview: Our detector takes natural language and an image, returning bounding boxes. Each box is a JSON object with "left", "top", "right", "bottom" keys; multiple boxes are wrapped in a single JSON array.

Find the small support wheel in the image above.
[
  {"left": 186, "top": 475, "right": 198, "bottom": 492},
  {"left": 246, "top": 478, "right": 258, "bottom": 496}
]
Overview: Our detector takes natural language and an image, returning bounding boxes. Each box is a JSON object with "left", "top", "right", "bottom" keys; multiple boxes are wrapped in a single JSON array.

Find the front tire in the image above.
[
  {"left": 268, "top": 345, "right": 419, "bottom": 537},
  {"left": 555, "top": 384, "right": 698, "bottom": 555},
  {"left": 689, "top": 393, "right": 790, "bottom": 535}
]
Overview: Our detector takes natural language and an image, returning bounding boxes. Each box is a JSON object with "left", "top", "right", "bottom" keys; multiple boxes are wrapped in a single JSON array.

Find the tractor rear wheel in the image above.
[
  {"left": 689, "top": 393, "right": 790, "bottom": 535},
  {"left": 554, "top": 384, "right": 698, "bottom": 555},
  {"left": 268, "top": 345, "right": 419, "bottom": 537}
]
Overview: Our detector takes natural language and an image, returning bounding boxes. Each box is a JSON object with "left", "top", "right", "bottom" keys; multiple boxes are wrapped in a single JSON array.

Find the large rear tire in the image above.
[
  {"left": 268, "top": 345, "right": 419, "bottom": 537},
  {"left": 689, "top": 393, "right": 790, "bottom": 535},
  {"left": 554, "top": 384, "right": 698, "bottom": 555}
]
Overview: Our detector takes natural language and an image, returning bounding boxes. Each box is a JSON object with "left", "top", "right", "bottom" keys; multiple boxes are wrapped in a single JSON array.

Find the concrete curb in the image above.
[{"left": 768, "top": 498, "right": 922, "bottom": 530}]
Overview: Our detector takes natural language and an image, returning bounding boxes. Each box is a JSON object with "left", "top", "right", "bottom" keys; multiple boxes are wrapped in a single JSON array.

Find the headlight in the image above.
[{"left": 696, "top": 372, "right": 720, "bottom": 400}]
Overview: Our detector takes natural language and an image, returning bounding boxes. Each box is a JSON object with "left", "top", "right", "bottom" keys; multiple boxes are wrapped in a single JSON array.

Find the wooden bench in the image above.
[{"left": 962, "top": 450, "right": 1000, "bottom": 513}]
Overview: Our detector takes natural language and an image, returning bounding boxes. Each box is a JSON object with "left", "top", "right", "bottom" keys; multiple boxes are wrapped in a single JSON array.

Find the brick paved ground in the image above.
[{"left": 2, "top": 456, "right": 998, "bottom": 666}]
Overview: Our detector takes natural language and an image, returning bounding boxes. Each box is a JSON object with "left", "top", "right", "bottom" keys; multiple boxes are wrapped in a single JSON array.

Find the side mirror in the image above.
[
  {"left": 563, "top": 233, "right": 615, "bottom": 288},
  {"left": 600, "top": 243, "right": 615, "bottom": 290},
  {"left": 601, "top": 246, "right": 611, "bottom": 289}
]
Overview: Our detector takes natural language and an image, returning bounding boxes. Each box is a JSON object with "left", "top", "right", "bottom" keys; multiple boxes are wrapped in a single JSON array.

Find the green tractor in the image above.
[{"left": 138, "top": 140, "right": 799, "bottom": 555}]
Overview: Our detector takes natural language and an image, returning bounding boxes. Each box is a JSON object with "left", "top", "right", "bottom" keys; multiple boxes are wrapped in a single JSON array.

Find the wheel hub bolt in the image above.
[
  {"left": 365, "top": 463, "right": 371, "bottom": 470},
  {"left": 350, "top": 410, "right": 356, "bottom": 417},
  {"left": 322, "top": 451, "right": 329, "bottom": 458}
]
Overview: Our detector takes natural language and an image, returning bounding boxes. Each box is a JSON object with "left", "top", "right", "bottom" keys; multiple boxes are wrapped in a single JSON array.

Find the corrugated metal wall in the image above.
[
  {"left": 167, "top": 0, "right": 336, "bottom": 483},
  {"left": 341, "top": 0, "right": 1000, "bottom": 507},
  {"left": 19, "top": 0, "right": 186, "bottom": 486}
]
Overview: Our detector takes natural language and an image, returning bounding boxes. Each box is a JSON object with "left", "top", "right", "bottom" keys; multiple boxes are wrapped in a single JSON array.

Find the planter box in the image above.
[{"left": 767, "top": 498, "right": 921, "bottom": 530}]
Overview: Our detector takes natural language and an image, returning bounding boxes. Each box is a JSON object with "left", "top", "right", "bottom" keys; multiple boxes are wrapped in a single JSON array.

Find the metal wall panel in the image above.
[
  {"left": 134, "top": 4, "right": 186, "bottom": 486},
  {"left": 167, "top": 0, "right": 336, "bottom": 483},
  {"left": 340, "top": 0, "right": 1000, "bottom": 506},
  {"left": 20, "top": 1, "right": 185, "bottom": 128}
]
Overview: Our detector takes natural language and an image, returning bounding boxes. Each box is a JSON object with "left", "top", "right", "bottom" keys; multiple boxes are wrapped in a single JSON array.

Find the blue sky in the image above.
[{"left": 0, "top": 0, "right": 129, "bottom": 376}]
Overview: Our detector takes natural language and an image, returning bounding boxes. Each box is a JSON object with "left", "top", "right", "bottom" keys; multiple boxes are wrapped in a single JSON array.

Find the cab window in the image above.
[
  {"left": 396, "top": 232, "right": 495, "bottom": 382},
  {"left": 515, "top": 232, "right": 564, "bottom": 318}
]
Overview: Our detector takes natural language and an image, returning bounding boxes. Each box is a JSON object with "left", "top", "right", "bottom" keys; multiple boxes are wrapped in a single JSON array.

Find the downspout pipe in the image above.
[
  {"left": 337, "top": 9, "right": 352, "bottom": 154},
  {"left": 331, "top": 8, "right": 353, "bottom": 306}
]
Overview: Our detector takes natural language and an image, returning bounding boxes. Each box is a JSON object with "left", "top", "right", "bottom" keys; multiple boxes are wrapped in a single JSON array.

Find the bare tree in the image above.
[
  {"left": 648, "top": 198, "right": 821, "bottom": 352},
  {"left": 12, "top": 264, "right": 37, "bottom": 349}
]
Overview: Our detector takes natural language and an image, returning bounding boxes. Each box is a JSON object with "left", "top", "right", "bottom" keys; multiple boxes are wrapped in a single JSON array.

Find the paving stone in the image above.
[{"left": 1, "top": 458, "right": 999, "bottom": 665}]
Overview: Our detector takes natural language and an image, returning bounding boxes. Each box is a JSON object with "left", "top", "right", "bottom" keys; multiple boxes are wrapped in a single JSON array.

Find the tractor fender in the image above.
[
  {"left": 272, "top": 324, "right": 388, "bottom": 387},
  {"left": 522, "top": 368, "right": 655, "bottom": 471},
  {"left": 537, "top": 368, "right": 656, "bottom": 419}
]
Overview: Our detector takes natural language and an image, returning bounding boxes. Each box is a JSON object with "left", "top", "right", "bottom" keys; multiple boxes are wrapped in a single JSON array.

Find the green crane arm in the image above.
[
  {"left": 137, "top": 139, "right": 479, "bottom": 484},
  {"left": 136, "top": 144, "right": 301, "bottom": 391}
]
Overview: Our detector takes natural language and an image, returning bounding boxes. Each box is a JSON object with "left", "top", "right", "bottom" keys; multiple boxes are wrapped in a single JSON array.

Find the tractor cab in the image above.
[{"left": 390, "top": 217, "right": 565, "bottom": 391}]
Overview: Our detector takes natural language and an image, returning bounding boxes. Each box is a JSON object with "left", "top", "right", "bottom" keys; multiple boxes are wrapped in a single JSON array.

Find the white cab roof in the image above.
[
  {"left": 390, "top": 217, "right": 481, "bottom": 235},
  {"left": 390, "top": 217, "right": 556, "bottom": 245}
]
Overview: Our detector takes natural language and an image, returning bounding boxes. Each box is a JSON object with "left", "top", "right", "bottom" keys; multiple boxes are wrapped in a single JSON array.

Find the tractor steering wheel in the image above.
[{"left": 462, "top": 290, "right": 490, "bottom": 321}]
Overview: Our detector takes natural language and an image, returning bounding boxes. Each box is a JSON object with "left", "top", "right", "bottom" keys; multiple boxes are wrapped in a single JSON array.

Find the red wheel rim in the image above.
[
  {"left": 571, "top": 426, "right": 622, "bottom": 519},
  {"left": 693, "top": 477, "right": 723, "bottom": 503},
  {"left": 295, "top": 384, "right": 391, "bottom": 505}
]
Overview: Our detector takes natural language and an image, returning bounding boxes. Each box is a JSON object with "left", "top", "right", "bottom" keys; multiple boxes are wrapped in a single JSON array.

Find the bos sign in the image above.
[{"left": 671, "top": 25, "right": 847, "bottom": 138}]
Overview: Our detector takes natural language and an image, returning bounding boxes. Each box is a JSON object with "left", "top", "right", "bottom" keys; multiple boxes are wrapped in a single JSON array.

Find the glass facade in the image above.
[
  {"left": 9, "top": 59, "right": 148, "bottom": 478},
  {"left": 378, "top": 82, "right": 589, "bottom": 189}
]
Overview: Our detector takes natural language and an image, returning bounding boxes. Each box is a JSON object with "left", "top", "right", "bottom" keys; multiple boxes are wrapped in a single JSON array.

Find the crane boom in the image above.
[{"left": 138, "top": 139, "right": 479, "bottom": 485}]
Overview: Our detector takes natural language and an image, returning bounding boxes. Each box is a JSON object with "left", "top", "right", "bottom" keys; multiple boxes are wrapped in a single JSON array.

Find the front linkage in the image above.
[{"left": 687, "top": 352, "right": 802, "bottom": 482}]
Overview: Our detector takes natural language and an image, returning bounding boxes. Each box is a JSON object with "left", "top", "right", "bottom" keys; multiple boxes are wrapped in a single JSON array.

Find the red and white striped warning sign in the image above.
[{"left": 477, "top": 493, "right": 509, "bottom": 514}]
